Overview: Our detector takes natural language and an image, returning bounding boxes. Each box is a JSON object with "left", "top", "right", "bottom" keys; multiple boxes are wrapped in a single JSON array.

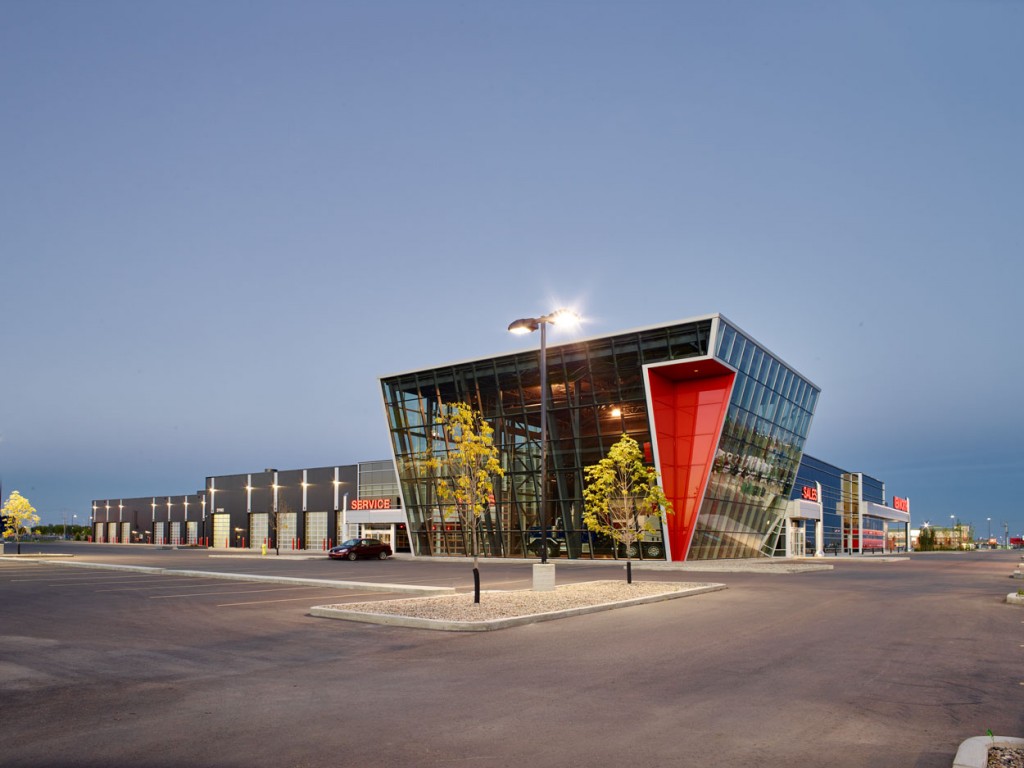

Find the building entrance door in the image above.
[
  {"left": 790, "top": 523, "right": 806, "bottom": 557},
  {"left": 362, "top": 526, "right": 393, "bottom": 549}
]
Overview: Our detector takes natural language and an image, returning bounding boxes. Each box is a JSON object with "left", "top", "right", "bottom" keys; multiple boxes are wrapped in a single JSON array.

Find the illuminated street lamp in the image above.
[{"left": 508, "top": 309, "right": 580, "bottom": 569}]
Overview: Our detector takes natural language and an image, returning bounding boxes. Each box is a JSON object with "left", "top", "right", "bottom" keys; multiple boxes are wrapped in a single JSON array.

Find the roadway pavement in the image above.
[{"left": 1, "top": 542, "right": 1022, "bottom": 767}]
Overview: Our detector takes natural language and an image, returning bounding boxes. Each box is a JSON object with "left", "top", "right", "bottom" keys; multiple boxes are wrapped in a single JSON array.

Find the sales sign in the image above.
[
  {"left": 801, "top": 486, "right": 819, "bottom": 502},
  {"left": 893, "top": 496, "right": 910, "bottom": 513}
]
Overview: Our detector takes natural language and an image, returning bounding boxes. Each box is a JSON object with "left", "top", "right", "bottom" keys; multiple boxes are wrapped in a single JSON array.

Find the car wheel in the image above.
[
  {"left": 531, "top": 541, "right": 557, "bottom": 558},
  {"left": 625, "top": 543, "right": 641, "bottom": 558},
  {"left": 347, "top": 552, "right": 358, "bottom": 561},
  {"left": 644, "top": 543, "right": 662, "bottom": 559},
  {"left": 378, "top": 550, "right": 388, "bottom": 560}
]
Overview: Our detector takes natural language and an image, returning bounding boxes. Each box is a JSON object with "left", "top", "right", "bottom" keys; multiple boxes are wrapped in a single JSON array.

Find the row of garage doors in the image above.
[
  {"left": 211, "top": 511, "right": 342, "bottom": 550},
  {"left": 94, "top": 512, "right": 344, "bottom": 549},
  {"left": 95, "top": 521, "right": 200, "bottom": 545}
]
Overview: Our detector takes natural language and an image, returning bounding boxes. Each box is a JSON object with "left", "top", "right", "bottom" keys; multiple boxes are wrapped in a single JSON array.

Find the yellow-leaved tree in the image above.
[
  {"left": 423, "top": 402, "right": 504, "bottom": 604},
  {"left": 583, "top": 434, "right": 673, "bottom": 583},
  {"left": 2, "top": 490, "right": 40, "bottom": 555}
]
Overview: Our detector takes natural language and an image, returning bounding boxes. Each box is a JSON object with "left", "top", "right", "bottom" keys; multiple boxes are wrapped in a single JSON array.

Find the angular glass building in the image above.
[{"left": 380, "top": 314, "right": 821, "bottom": 562}]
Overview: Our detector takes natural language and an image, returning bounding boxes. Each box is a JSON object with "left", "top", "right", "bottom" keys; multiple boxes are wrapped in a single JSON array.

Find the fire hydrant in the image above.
[{"left": 261, "top": 543, "right": 267, "bottom": 557}]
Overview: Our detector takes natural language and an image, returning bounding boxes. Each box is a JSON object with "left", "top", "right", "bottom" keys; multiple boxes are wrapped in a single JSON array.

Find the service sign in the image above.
[
  {"left": 801, "top": 486, "right": 819, "bottom": 502},
  {"left": 893, "top": 496, "right": 910, "bottom": 513},
  {"left": 350, "top": 498, "right": 392, "bottom": 511}
]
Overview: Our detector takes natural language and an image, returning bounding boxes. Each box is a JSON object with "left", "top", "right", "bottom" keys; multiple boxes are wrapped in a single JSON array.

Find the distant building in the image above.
[
  {"left": 789, "top": 455, "right": 910, "bottom": 556},
  {"left": 91, "top": 460, "right": 410, "bottom": 553}
]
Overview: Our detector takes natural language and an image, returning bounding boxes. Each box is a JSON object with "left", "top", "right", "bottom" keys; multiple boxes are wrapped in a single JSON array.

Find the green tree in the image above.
[
  {"left": 583, "top": 434, "right": 673, "bottom": 583},
  {"left": 2, "top": 491, "right": 40, "bottom": 555},
  {"left": 916, "top": 526, "right": 936, "bottom": 552},
  {"left": 423, "top": 402, "right": 504, "bottom": 603}
]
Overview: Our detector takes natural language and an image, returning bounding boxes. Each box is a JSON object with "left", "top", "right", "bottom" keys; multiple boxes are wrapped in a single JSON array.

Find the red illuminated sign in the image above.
[
  {"left": 350, "top": 498, "right": 392, "bottom": 511},
  {"left": 893, "top": 496, "right": 909, "bottom": 513},
  {"left": 801, "top": 486, "right": 819, "bottom": 502}
]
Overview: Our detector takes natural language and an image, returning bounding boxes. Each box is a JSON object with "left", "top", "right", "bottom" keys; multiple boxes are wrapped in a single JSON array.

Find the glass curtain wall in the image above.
[
  {"left": 358, "top": 460, "right": 402, "bottom": 502},
  {"left": 694, "top": 320, "right": 820, "bottom": 559},
  {"left": 381, "top": 320, "right": 711, "bottom": 560}
]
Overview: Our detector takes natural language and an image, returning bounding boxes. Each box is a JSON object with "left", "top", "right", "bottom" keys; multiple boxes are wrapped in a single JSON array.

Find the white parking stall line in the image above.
[
  {"left": 149, "top": 585, "right": 332, "bottom": 599},
  {"left": 94, "top": 581, "right": 234, "bottom": 592},
  {"left": 218, "top": 590, "right": 387, "bottom": 607}
]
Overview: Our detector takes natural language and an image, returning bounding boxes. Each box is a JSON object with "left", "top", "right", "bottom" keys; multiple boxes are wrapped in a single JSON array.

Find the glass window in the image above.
[
  {"left": 739, "top": 341, "right": 754, "bottom": 374},
  {"left": 750, "top": 347, "right": 764, "bottom": 382},
  {"left": 728, "top": 336, "right": 745, "bottom": 368},
  {"left": 718, "top": 323, "right": 736, "bottom": 361}
]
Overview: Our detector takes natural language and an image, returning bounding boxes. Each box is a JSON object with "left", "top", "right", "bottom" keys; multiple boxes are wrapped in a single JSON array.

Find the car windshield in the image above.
[{"left": 340, "top": 539, "right": 361, "bottom": 548}]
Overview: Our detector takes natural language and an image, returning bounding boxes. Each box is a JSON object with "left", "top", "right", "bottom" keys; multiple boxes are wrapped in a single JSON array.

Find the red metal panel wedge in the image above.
[{"left": 647, "top": 360, "right": 735, "bottom": 561}]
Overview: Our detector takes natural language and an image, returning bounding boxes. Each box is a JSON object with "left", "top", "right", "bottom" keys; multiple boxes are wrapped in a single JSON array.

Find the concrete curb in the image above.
[
  {"left": 1006, "top": 592, "right": 1024, "bottom": 605},
  {"left": 21, "top": 558, "right": 455, "bottom": 596},
  {"left": 0, "top": 553, "right": 75, "bottom": 558},
  {"left": 953, "top": 736, "right": 1024, "bottom": 767},
  {"left": 310, "top": 582, "right": 727, "bottom": 631}
]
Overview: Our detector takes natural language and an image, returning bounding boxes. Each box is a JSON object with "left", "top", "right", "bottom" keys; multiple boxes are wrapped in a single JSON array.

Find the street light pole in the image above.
[
  {"left": 539, "top": 319, "right": 548, "bottom": 564},
  {"left": 508, "top": 309, "right": 579, "bottom": 586}
]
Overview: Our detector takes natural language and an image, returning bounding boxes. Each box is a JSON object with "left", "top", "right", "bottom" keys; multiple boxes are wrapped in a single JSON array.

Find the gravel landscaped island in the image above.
[{"left": 311, "top": 580, "right": 725, "bottom": 630}]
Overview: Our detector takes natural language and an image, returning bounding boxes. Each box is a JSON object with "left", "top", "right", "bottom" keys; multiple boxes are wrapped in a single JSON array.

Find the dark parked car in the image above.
[{"left": 328, "top": 538, "right": 392, "bottom": 561}]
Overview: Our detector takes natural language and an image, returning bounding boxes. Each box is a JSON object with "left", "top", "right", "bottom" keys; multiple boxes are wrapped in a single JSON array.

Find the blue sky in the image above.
[{"left": 2, "top": 1, "right": 1021, "bottom": 539}]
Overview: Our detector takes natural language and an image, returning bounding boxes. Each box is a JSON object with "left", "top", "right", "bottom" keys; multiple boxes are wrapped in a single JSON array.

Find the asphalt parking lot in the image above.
[{"left": 1, "top": 543, "right": 1022, "bottom": 768}]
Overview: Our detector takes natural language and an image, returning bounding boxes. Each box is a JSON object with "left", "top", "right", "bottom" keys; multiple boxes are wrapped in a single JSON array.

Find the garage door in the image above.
[
  {"left": 169, "top": 522, "right": 181, "bottom": 545},
  {"left": 306, "top": 511, "right": 327, "bottom": 551},
  {"left": 121, "top": 522, "right": 131, "bottom": 544},
  {"left": 96, "top": 524, "right": 105, "bottom": 543},
  {"left": 277, "top": 512, "right": 297, "bottom": 550},
  {"left": 154, "top": 521, "right": 165, "bottom": 545},
  {"left": 212, "top": 514, "right": 230, "bottom": 548},
  {"left": 187, "top": 521, "right": 198, "bottom": 545},
  {"left": 250, "top": 513, "right": 268, "bottom": 549},
  {"left": 108, "top": 522, "right": 119, "bottom": 543}
]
